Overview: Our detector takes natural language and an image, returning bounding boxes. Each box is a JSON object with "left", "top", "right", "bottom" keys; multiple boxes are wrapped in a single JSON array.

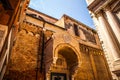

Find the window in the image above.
[
  {"left": 73, "top": 24, "right": 79, "bottom": 36},
  {"left": 79, "top": 27, "right": 96, "bottom": 44}
]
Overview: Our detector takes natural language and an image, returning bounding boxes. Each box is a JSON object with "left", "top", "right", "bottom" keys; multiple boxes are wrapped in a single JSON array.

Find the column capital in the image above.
[
  {"left": 103, "top": 5, "right": 111, "bottom": 12},
  {"left": 90, "top": 12, "right": 98, "bottom": 19},
  {"left": 96, "top": 10, "right": 104, "bottom": 18}
]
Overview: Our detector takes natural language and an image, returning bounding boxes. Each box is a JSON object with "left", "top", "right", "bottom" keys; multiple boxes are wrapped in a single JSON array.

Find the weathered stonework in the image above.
[
  {"left": 4, "top": 23, "right": 41, "bottom": 79},
  {"left": 0, "top": 0, "right": 112, "bottom": 80},
  {"left": 4, "top": 8, "right": 112, "bottom": 79}
]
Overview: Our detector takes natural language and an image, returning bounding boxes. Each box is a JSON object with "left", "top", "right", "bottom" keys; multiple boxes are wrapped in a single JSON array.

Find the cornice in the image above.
[
  {"left": 94, "top": 10, "right": 104, "bottom": 18},
  {"left": 110, "top": 0, "right": 120, "bottom": 12},
  {"left": 88, "top": 0, "right": 113, "bottom": 13},
  {"left": 28, "top": 7, "right": 58, "bottom": 21}
]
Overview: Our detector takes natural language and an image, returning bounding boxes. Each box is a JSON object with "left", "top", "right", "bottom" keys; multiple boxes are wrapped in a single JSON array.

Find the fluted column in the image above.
[
  {"left": 97, "top": 11, "right": 120, "bottom": 61},
  {"left": 104, "top": 7, "right": 120, "bottom": 44}
]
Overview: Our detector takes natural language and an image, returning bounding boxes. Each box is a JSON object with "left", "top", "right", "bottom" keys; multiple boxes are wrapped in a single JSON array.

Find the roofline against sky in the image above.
[
  {"left": 25, "top": 13, "right": 66, "bottom": 31},
  {"left": 62, "top": 14, "right": 96, "bottom": 32},
  {"left": 27, "top": 7, "right": 96, "bottom": 33},
  {"left": 28, "top": 7, "right": 58, "bottom": 21}
]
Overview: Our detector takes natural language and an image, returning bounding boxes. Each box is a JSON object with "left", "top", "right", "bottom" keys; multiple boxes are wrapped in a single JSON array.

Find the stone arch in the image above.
[
  {"left": 54, "top": 43, "right": 81, "bottom": 65},
  {"left": 51, "top": 43, "right": 81, "bottom": 79}
]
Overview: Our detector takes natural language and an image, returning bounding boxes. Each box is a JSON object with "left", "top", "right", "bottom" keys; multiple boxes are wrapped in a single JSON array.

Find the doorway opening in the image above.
[{"left": 50, "top": 45, "right": 79, "bottom": 80}]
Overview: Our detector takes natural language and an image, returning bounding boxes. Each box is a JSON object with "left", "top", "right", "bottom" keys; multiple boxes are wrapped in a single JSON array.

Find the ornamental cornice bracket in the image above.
[{"left": 96, "top": 10, "right": 104, "bottom": 18}]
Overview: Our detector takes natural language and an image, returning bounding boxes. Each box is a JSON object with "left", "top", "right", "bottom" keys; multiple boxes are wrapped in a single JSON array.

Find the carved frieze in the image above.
[{"left": 80, "top": 44, "right": 103, "bottom": 55}]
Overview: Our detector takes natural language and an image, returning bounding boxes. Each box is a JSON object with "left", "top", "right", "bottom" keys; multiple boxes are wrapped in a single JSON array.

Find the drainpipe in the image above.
[
  {"left": 41, "top": 22, "right": 46, "bottom": 80},
  {"left": 36, "top": 22, "right": 45, "bottom": 80},
  {"left": 40, "top": 22, "right": 45, "bottom": 73}
]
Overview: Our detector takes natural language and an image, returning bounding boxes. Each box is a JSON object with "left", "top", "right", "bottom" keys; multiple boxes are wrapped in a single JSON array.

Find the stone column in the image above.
[
  {"left": 91, "top": 12, "right": 114, "bottom": 65},
  {"left": 104, "top": 7, "right": 120, "bottom": 44},
  {"left": 97, "top": 11, "right": 120, "bottom": 61},
  {"left": 91, "top": 13, "right": 105, "bottom": 46}
]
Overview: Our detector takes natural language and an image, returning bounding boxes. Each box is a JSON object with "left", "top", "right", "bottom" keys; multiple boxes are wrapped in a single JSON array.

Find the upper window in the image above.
[{"left": 73, "top": 24, "right": 79, "bottom": 36}]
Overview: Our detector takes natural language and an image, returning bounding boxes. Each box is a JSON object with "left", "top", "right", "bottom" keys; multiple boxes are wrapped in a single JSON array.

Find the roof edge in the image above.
[{"left": 28, "top": 7, "right": 58, "bottom": 21}]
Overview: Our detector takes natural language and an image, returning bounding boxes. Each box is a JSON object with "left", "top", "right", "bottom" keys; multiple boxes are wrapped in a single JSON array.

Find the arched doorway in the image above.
[{"left": 46, "top": 44, "right": 80, "bottom": 80}]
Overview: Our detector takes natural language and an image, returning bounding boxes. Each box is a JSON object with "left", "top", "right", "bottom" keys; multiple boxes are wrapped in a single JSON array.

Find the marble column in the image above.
[
  {"left": 91, "top": 13, "right": 114, "bottom": 62},
  {"left": 91, "top": 13, "right": 105, "bottom": 45},
  {"left": 104, "top": 7, "right": 120, "bottom": 45},
  {"left": 97, "top": 11, "right": 120, "bottom": 61}
]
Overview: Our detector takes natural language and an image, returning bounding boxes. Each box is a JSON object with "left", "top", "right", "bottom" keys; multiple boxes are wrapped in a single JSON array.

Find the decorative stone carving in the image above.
[
  {"left": 80, "top": 44, "right": 103, "bottom": 56},
  {"left": 28, "top": 31, "right": 34, "bottom": 36},
  {"left": 53, "top": 57, "right": 58, "bottom": 64},
  {"left": 63, "top": 34, "right": 71, "bottom": 43},
  {"left": 35, "top": 34, "right": 40, "bottom": 38}
]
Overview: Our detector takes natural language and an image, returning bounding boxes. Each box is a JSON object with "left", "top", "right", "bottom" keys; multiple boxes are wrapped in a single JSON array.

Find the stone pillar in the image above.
[
  {"left": 91, "top": 13, "right": 105, "bottom": 46},
  {"left": 104, "top": 7, "right": 120, "bottom": 44},
  {"left": 97, "top": 11, "right": 120, "bottom": 61}
]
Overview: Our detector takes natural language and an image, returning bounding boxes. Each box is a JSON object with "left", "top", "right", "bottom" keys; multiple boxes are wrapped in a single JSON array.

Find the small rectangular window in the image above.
[{"left": 73, "top": 24, "right": 79, "bottom": 36}]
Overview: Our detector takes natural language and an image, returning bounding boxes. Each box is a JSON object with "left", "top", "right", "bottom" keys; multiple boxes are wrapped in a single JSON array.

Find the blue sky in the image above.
[{"left": 29, "top": 0, "right": 95, "bottom": 29}]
